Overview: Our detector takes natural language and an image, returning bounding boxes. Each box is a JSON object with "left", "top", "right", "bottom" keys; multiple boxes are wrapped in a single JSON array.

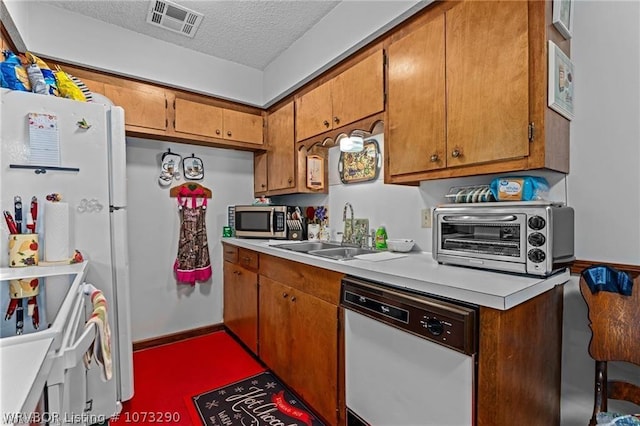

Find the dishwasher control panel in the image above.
[{"left": 341, "top": 276, "right": 478, "bottom": 355}]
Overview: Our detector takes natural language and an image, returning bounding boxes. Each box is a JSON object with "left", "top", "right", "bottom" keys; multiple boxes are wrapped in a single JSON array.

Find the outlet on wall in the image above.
[{"left": 421, "top": 208, "right": 432, "bottom": 228}]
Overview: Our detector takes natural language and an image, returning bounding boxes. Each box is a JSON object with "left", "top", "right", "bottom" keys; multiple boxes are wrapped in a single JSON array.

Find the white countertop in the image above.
[
  {"left": 0, "top": 262, "right": 89, "bottom": 419},
  {"left": 0, "top": 337, "right": 54, "bottom": 416},
  {"left": 223, "top": 238, "right": 570, "bottom": 310}
]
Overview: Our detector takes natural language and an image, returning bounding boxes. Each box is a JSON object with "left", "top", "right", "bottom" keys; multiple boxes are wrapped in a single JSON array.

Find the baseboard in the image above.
[
  {"left": 571, "top": 259, "right": 640, "bottom": 277},
  {"left": 132, "top": 323, "right": 225, "bottom": 352}
]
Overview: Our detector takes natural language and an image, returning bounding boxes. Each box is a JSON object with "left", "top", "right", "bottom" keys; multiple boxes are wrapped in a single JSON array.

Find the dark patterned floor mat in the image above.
[{"left": 190, "top": 371, "right": 325, "bottom": 426}]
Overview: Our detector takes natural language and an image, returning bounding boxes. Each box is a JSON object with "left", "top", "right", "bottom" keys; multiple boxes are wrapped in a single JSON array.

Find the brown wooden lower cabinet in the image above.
[
  {"left": 477, "top": 285, "right": 564, "bottom": 426},
  {"left": 258, "top": 255, "right": 343, "bottom": 425},
  {"left": 222, "top": 244, "right": 258, "bottom": 354},
  {"left": 222, "top": 246, "right": 564, "bottom": 426},
  {"left": 259, "top": 276, "right": 338, "bottom": 424}
]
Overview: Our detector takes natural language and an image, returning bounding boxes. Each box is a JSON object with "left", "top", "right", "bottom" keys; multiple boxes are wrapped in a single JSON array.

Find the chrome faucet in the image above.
[{"left": 342, "top": 202, "right": 355, "bottom": 245}]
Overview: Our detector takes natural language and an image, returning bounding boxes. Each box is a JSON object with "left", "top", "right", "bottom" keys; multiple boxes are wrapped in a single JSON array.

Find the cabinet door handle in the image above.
[
  {"left": 282, "top": 292, "right": 288, "bottom": 298},
  {"left": 333, "top": 116, "right": 340, "bottom": 125},
  {"left": 430, "top": 154, "right": 439, "bottom": 162},
  {"left": 261, "top": 183, "right": 266, "bottom": 188},
  {"left": 227, "top": 131, "right": 232, "bottom": 137},
  {"left": 290, "top": 296, "right": 297, "bottom": 302},
  {"left": 216, "top": 129, "right": 221, "bottom": 135},
  {"left": 451, "top": 149, "right": 462, "bottom": 158},
  {"left": 287, "top": 177, "right": 293, "bottom": 184},
  {"left": 323, "top": 120, "right": 330, "bottom": 128},
  {"left": 233, "top": 270, "right": 241, "bottom": 275}
]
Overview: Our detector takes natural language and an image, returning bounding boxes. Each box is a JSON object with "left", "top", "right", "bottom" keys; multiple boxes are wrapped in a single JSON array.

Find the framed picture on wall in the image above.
[
  {"left": 548, "top": 41, "right": 575, "bottom": 120},
  {"left": 552, "top": 0, "right": 574, "bottom": 39}
]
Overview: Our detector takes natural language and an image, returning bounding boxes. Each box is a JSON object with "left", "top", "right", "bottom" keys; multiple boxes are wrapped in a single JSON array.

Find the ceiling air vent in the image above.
[{"left": 146, "top": 0, "right": 203, "bottom": 38}]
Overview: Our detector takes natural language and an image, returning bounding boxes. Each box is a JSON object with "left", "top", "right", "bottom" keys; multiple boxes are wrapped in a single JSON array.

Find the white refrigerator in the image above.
[{"left": 0, "top": 88, "right": 134, "bottom": 419}]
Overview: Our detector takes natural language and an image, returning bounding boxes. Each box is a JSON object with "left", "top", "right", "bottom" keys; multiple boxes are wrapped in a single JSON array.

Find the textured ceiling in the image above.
[{"left": 42, "top": 0, "right": 341, "bottom": 70}]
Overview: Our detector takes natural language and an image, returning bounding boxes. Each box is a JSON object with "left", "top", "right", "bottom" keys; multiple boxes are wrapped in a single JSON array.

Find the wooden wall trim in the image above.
[
  {"left": 132, "top": 323, "right": 224, "bottom": 351},
  {"left": 1, "top": 22, "right": 17, "bottom": 52},
  {"left": 570, "top": 260, "right": 640, "bottom": 278}
]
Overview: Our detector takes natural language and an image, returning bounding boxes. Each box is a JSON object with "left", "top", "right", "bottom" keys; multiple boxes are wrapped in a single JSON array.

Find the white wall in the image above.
[
  {"left": 568, "top": 0, "right": 640, "bottom": 264},
  {"left": 125, "top": 137, "right": 253, "bottom": 341},
  {"left": 560, "top": 1, "right": 640, "bottom": 424}
]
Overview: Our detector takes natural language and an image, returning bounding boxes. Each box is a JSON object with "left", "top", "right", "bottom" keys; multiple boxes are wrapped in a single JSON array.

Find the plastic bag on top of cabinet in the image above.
[
  {"left": 54, "top": 66, "right": 86, "bottom": 101},
  {"left": 25, "top": 52, "right": 59, "bottom": 96},
  {"left": 26, "top": 63, "right": 48, "bottom": 94},
  {"left": 489, "top": 176, "right": 549, "bottom": 201},
  {"left": 0, "top": 50, "right": 31, "bottom": 91}
]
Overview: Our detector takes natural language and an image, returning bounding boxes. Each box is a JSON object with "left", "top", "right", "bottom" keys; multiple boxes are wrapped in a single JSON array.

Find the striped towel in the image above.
[{"left": 83, "top": 289, "right": 113, "bottom": 381}]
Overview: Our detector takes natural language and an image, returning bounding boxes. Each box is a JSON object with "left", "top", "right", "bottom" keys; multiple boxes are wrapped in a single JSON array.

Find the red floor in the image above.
[{"left": 111, "top": 331, "right": 265, "bottom": 425}]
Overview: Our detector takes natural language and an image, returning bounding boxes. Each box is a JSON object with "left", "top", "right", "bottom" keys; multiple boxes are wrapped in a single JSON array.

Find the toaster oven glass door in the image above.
[{"left": 438, "top": 214, "right": 527, "bottom": 263}]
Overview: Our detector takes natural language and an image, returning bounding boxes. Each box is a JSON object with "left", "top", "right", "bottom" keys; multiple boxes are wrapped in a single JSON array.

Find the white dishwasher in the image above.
[{"left": 341, "top": 276, "right": 478, "bottom": 426}]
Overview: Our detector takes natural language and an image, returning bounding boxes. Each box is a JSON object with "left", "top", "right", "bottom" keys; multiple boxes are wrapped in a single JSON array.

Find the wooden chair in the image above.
[{"left": 579, "top": 273, "right": 640, "bottom": 425}]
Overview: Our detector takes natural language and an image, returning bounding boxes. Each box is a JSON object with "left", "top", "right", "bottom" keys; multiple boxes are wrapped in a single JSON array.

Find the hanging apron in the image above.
[{"left": 174, "top": 195, "right": 212, "bottom": 284}]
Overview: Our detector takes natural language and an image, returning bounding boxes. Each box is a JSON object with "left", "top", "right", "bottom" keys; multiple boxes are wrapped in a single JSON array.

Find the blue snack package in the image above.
[
  {"left": 0, "top": 50, "right": 31, "bottom": 91},
  {"left": 490, "top": 176, "right": 549, "bottom": 201}
]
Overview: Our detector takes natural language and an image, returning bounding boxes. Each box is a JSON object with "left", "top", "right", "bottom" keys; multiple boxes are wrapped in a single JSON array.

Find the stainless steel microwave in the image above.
[
  {"left": 234, "top": 205, "right": 289, "bottom": 239},
  {"left": 432, "top": 201, "right": 575, "bottom": 276}
]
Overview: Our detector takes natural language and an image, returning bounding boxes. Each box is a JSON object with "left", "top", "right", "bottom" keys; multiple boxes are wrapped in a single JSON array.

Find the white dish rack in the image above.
[{"left": 445, "top": 185, "right": 495, "bottom": 203}]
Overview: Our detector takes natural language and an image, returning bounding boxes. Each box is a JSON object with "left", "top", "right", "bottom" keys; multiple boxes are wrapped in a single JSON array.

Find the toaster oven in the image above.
[{"left": 432, "top": 201, "right": 574, "bottom": 276}]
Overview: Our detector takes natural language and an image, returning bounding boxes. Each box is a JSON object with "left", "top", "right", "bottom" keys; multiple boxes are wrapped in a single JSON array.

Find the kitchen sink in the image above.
[
  {"left": 272, "top": 241, "right": 343, "bottom": 252},
  {"left": 307, "top": 247, "right": 378, "bottom": 261}
]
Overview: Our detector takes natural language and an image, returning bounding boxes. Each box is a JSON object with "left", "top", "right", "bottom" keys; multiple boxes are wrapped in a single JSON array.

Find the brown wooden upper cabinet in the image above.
[
  {"left": 174, "top": 98, "right": 263, "bottom": 145},
  {"left": 79, "top": 78, "right": 106, "bottom": 101},
  {"left": 266, "top": 102, "right": 295, "bottom": 191},
  {"left": 103, "top": 84, "right": 168, "bottom": 131},
  {"left": 254, "top": 152, "right": 268, "bottom": 195},
  {"left": 256, "top": 101, "right": 328, "bottom": 197},
  {"left": 386, "top": 0, "right": 566, "bottom": 183},
  {"left": 295, "top": 49, "right": 385, "bottom": 142},
  {"left": 387, "top": 14, "right": 446, "bottom": 176},
  {"left": 446, "top": 1, "right": 529, "bottom": 167}
]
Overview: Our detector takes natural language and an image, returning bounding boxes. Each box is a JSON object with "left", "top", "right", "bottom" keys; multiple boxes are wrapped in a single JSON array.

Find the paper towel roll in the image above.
[{"left": 44, "top": 201, "right": 70, "bottom": 261}]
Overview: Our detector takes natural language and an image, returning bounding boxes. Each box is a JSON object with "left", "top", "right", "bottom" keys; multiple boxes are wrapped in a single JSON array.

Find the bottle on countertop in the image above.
[{"left": 375, "top": 226, "right": 388, "bottom": 250}]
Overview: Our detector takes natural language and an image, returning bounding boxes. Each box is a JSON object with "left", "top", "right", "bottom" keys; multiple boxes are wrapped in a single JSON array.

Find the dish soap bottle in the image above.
[{"left": 375, "top": 226, "right": 388, "bottom": 250}]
